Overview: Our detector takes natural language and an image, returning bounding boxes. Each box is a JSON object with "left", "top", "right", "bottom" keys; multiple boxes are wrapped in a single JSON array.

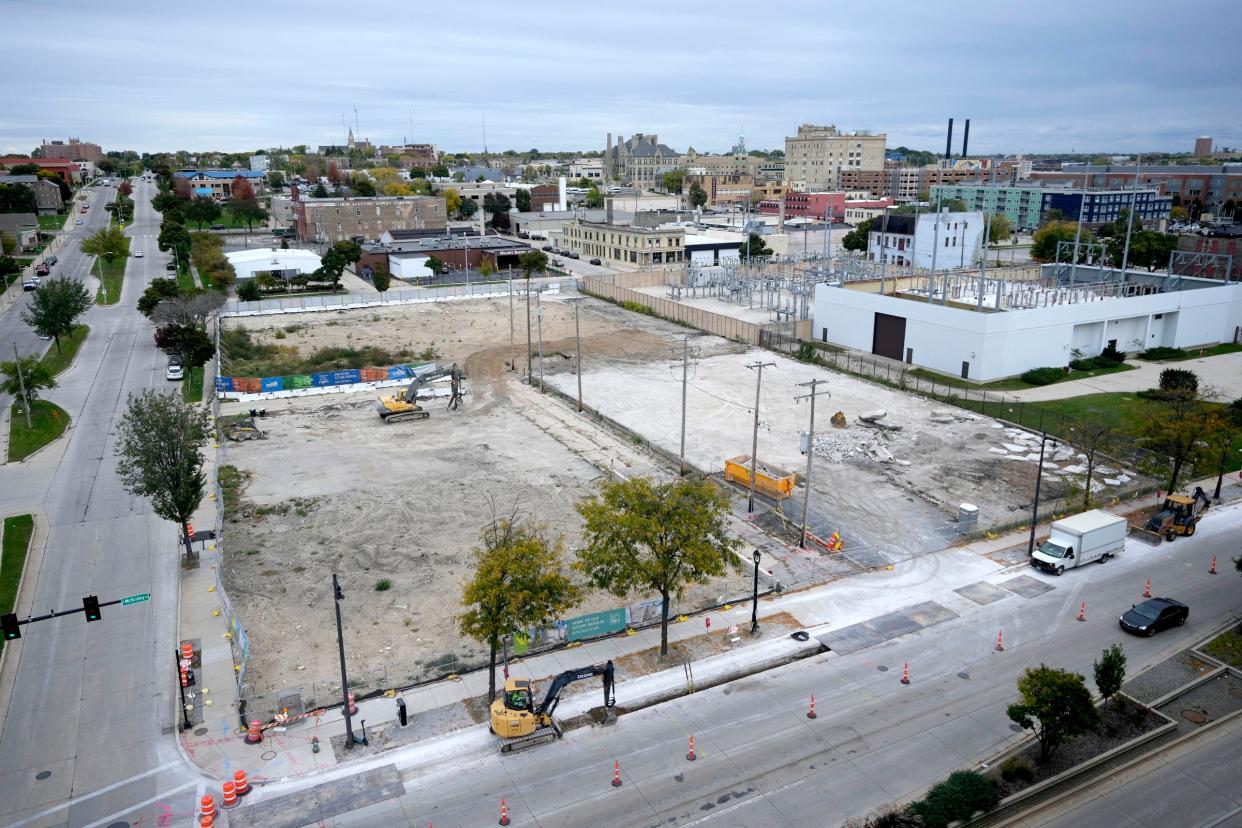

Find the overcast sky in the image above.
[{"left": 2, "top": 0, "right": 1238, "bottom": 157}]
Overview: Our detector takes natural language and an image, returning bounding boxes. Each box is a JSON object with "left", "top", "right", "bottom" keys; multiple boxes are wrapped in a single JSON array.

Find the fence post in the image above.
[{"left": 1038, "top": 408, "right": 1045, "bottom": 432}]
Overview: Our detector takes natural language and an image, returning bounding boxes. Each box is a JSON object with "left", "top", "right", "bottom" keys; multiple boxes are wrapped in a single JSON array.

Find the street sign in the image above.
[{"left": 121, "top": 593, "right": 151, "bottom": 606}]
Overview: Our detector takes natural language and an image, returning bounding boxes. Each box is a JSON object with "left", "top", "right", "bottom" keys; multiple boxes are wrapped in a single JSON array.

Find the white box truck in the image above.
[{"left": 1030, "top": 509, "right": 1127, "bottom": 576}]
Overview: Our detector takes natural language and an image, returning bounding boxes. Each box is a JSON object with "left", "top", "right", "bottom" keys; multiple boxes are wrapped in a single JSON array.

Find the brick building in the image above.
[
  {"left": 758, "top": 191, "right": 847, "bottom": 220},
  {"left": 784, "top": 124, "right": 886, "bottom": 191},
  {"left": 40, "top": 138, "right": 103, "bottom": 163},
  {"left": 295, "top": 193, "right": 446, "bottom": 244},
  {"left": 683, "top": 173, "right": 755, "bottom": 208},
  {"left": 560, "top": 218, "right": 684, "bottom": 268},
  {"left": 1030, "top": 165, "right": 1242, "bottom": 214}
]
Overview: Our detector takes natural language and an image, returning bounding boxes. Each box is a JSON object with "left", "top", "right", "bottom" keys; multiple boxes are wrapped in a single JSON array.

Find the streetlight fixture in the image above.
[
  {"left": 750, "top": 549, "right": 762, "bottom": 636},
  {"left": 1026, "top": 433, "right": 1058, "bottom": 558},
  {"left": 332, "top": 573, "right": 358, "bottom": 749}
]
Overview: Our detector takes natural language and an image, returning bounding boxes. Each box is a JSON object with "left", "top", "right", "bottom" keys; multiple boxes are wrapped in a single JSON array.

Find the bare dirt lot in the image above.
[{"left": 218, "top": 296, "right": 753, "bottom": 713}]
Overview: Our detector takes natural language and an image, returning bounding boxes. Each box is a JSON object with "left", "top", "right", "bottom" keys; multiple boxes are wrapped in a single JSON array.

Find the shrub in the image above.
[
  {"left": 1000, "top": 755, "right": 1035, "bottom": 783},
  {"left": 374, "top": 578, "right": 392, "bottom": 592},
  {"left": 1139, "top": 346, "right": 1183, "bottom": 361},
  {"left": 1158, "top": 368, "right": 1198, "bottom": 396},
  {"left": 1021, "top": 367, "right": 1065, "bottom": 386},
  {"left": 1099, "top": 341, "right": 1126, "bottom": 363},
  {"left": 910, "top": 770, "right": 1000, "bottom": 828},
  {"left": 619, "top": 300, "right": 653, "bottom": 316},
  {"left": 1070, "top": 355, "right": 1118, "bottom": 371}
]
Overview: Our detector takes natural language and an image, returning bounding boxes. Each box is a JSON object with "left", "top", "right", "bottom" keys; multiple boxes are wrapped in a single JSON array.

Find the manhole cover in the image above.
[
  {"left": 1181, "top": 709, "right": 1209, "bottom": 724},
  {"left": 194, "top": 727, "right": 208, "bottom": 735},
  {"left": 958, "top": 672, "right": 970, "bottom": 680},
  {"left": 876, "top": 665, "right": 889, "bottom": 672},
  {"left": 261, "top": 750, "right": 278, "bottom": 760},
  {"left": 35, "top": 771, "right": 51, "bottom": 780}
]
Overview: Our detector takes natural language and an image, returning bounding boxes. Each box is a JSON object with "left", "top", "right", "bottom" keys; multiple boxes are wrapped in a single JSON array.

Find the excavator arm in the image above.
[
  {"left": 535, "top": 660, "right": 615, "bottom": 721},
  {"left": 400, "top": 364, "right": 462, "bottom": 408}
]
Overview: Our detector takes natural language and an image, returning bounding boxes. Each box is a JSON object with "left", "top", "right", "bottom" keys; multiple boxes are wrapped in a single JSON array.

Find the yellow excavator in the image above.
[
  {"left": 490, "top": 660, "right": 615, "bottom": 753},
  {"left": 1134, "top": 486, "right": 1211, "bottom": 543},
  {"left": 374, "top": 363, "right": 463, "bottom": 423}
]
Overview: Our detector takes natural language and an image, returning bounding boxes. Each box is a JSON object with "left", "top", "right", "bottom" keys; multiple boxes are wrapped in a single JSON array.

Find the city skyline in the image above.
[{"left": 1, "top": 0, "right": 1239, "bottom": 156}]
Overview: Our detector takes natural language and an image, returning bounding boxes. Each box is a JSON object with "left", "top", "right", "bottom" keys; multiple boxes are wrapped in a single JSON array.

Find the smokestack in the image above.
[
  {"left": 961, "top": 119, "right": 970, "bottom": 158},
  {"left": 606, "top": 198, "right": 614, "bottom": 225},
  {"left": 945, "top": 118, "right": 954, "bottom": 160}
]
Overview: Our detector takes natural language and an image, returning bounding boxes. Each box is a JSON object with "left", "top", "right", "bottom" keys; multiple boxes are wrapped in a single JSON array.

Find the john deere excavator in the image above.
[
  {"left": 1134, "top": 486, "right": 1212, "bottom": 543},
  {"left": 490, "top": 660, "right": 615, "bottom": 753},
  {"left": 374, "top": 363, "right": 463, "bottom": 423}
]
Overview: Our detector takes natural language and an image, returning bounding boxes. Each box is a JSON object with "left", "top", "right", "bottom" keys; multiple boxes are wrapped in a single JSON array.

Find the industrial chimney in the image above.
[
  {"left": 962, "top": 119, "right": 970, "bottom": 158},
  {"left": 945, "top": 118, "right": 954, "bottom": 160}
]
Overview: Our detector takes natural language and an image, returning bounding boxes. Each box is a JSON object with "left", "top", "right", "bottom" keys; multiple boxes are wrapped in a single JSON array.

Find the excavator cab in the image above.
[
  {"left": 490, "top": 678, "right": 539, "bottom": 740},
  {"left": 375, "top": 363, "right": 463, "bottom": 423},
  {"left": 489, "top": 661, "right": 615, "bottom": 753}
]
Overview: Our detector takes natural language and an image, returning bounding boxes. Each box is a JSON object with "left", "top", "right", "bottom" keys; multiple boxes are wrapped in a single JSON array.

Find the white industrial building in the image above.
[
  {"left": 813, "top": 266, "right": 1242, "bottom": 382},
  {"left": 868, "top": 210, "right": 985, "bottom": 270},
  {"left": 225, "top": 248, "right": 322, "bottom": 281}
]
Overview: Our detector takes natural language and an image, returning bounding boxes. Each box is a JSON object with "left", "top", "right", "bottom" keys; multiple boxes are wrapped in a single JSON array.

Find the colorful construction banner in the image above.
[
  {"left": 564, "top": 608, "right": 628, "bottom": 641},
  {"left": 217, "top": 363, "right": 432, "bottom": 395}
]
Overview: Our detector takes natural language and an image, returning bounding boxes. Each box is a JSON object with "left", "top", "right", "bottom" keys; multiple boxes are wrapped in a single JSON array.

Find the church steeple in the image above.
[{"left": 347, "top": 127, "right": 355, "bottom": 150}]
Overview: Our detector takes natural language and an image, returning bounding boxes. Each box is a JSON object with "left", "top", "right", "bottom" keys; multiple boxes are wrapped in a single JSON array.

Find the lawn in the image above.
[
  {"left": 94, "top": 237, "right": 130, "bottom": 305},
  {"left": 8, "top": 400, "right": 70, "bottom": 462},
  {"left": 1140, "top": 343, "right": 1242, "bottom": 362},
  {"left": 187, "top": 209, "right": 264, "bottom": 232},
  {"left": 182, "top": 365, "right": 204, "bottom": 403},
  {"left": 1204, "top": 625, "right": 1242, "bottom": 668},
  {"left": 41, "top": 325, "right": 89, "bottom": 376},
  {"left": 175, "top": 262, "right": 196, "bottom": 291},
  {"left": 37, "top": 214, "right": 67, "bottom": 232},
  {"left": 908, "top": 361, "right": 1136, "bottom": 392},
  {"left": 0, "top": 514, "right": 34, "bottom": 653}
]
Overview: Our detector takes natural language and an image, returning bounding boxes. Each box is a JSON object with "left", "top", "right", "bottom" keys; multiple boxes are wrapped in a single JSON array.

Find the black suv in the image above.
[{"left": 1120, "top": 597, "right": 1188, "bottom": 636}]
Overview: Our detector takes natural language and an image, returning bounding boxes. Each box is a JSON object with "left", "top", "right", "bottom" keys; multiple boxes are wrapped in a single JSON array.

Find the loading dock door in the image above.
[{"left": 872, "top": 313, "right": 907, "bottom": 361}]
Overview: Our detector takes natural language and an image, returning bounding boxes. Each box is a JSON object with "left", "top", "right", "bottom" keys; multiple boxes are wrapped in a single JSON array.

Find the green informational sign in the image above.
[
  {"left": 121, "top": 593, "right": 151, "bottom": 606},
  {"left": 564, "top": 608, "right": 627, "bottom": 642}
]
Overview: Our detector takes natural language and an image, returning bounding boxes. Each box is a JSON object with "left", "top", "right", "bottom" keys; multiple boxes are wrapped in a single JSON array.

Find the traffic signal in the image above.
[
  {"left": 83, "top": 595, "right": 101, "bottom": 622},
  {"left": 1, "top": 613, "right": 19, "bottom": 640}
]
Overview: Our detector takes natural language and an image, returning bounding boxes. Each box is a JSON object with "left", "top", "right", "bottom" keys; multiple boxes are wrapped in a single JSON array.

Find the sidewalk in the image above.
[
  {"left": 1005, "top": 351, "right": 1242, "bottom": 401},
  {"left": 175, "top": 462, "right": 1242, "bottom": 785}
]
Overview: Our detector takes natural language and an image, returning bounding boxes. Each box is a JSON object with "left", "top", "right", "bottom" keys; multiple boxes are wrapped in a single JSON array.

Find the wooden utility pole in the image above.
[
  {"left": 13, "top": 343, "right": 31, "bottom": 429},
  {"left": 745, "top": 360, "right": 777, "bottom": 513},
  {"left": 795, "top": 379, "right": 831, "bottom": 548}
]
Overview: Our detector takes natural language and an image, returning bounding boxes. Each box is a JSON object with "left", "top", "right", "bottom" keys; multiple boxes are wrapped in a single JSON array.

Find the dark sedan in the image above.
[{"left": 1120, "top": 597, "right": 1188, "bottom": 636}]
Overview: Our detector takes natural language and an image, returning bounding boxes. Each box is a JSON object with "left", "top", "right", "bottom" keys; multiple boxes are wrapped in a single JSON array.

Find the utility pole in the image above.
[
  {"left": 508, "top": 278, "right": 515, "bottom": 371},
  {"left": 12, "top": 343, "right": 31, "bottom": 429},
  {"left": 332, "top": 574, "right": 356, "bottom": 749},
  {"left": 525, "top": 281, "right": 533, "bottom": 381},
  {"left": 1071, "top": 164, "right": 1090, "bottom": 280},
  {"left": 1121, "top": 156, "right": 1142, "bottom": 273},
  {"left": 675, "top": 336, "right": 698, "bottom": 475},
  {"left": 567, "top": 298, "right": 584, "bottom": 411},
  {"left": 745, "top": 360, "right": 777, "bottom": 513},
  {"left": 536, "top": 305, "right": 545, "bottom": 391},
  {"left": 795, "top": 379, "right": 830, "bottom": 547}
]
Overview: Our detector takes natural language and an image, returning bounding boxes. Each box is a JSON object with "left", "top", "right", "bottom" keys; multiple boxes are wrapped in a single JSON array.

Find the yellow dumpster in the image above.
[{"left": 724, "top": 455, "right": 797, "bottom": 500}]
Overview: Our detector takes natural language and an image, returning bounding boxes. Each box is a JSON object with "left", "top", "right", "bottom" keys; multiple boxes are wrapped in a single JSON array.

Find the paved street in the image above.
[{"left": 0, "top": 179, "right": 204, "bottom": 828}]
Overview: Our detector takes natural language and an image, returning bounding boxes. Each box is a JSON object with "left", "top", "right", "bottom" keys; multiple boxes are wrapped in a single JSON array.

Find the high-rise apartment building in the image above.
[
  {"left": 39, "top": 138, "right": 103, "bottom": 163},
  {"left": 784, "top": 124, "right": 886, "bottom": 191},
  {"left": 1194, "top": 136, "right": 1213, "bottom": 156}
]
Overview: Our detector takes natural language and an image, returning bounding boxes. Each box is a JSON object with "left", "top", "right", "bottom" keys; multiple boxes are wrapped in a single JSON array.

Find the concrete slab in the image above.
[
  {"left": 817, "top": 623, "right": 887, "bottom": 655},
  {"left": 901, "top": 601, "right": 959, "bottom": 628},
  {"left": 230, "top": 763, "right": 404, "bottom": 828},
  {"left": 954, "top": 581, "right": 1013, "bottom": 605},
  {"left": 862, "top": 611, "right": 923, "bottom": 641},
  {"left": 999, "top": 574, "right": 1056, "bottom": 598}
]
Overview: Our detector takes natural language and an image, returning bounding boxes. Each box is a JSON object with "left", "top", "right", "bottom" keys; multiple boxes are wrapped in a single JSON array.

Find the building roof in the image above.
[
  {"left": 174, "top": 169, "right": 265, "bottom": 180},
  {"left": 0, "top": 174, "right": 39, "bottom": 184},
  {"left": 0, "top": 158, "right": 79, "bottom": 170},
  {"left": 365, "top": 234, "right": 530, "bottom": 255},
  {"left": 225, "top": 248, "right": 322, "bottom": 272},
  {"left": 870, "top": 214, "right": 916, "bottom": 235},
  {"left": 0, "top": 213, "right": 39, "bottom": 232}
]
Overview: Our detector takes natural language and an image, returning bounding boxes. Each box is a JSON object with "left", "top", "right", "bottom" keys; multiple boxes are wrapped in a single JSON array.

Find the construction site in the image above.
[{"left": 213, "top": 284, "right": 1144, "bottom": 715}]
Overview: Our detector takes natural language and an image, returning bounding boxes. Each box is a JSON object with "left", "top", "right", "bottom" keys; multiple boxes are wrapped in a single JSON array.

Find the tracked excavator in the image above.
[
  {"left": 490, "top": 660, "right": 615, "bottom": 753},
  {"left": 373, "top": 363, "right": 463, "bottom": 423}
]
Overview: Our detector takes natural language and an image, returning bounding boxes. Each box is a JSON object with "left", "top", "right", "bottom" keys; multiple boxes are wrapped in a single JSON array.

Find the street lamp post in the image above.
[
  {"left": 332, "top": 573, "right": 357, "bottom": 749},
  {"left": 750, "top": 549, "right": 762, "bottom": 636},
  {"left": 1026, "top": 433, "right": 1057, "bottom": 558}
]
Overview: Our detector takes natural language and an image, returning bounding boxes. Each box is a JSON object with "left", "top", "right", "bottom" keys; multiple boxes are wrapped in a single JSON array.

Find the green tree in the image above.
[
  {"left": 185, "top": 196, "right": 221, "bottom": 230},
  {"left": 80, "top": 225, "right": 128, "bottom": 262},
  {"left": 575, "top": 477, "right": 742, "bottom": 656},
  {"left": 1007, "top": 664, "right": 1099, "bottom": 763},
  {"left": 688, "top": 182, "right": 707, "bottom": 210},
  {"left": 1031, "top": 221, "right": 1091, "bottom": 263},
  {"left": 459, "top": 517, "right": 583, "bottom": 701},
  {"left": 518, "top": 249, "right": 548, "bottom": 279},
  {"left": 371, "top": 262, "right": 392, "bottom": 293},
  {"left": 1064, "top": 416, "right": 1118, "bottom": 510},
  {"left": 158, "top": 221, "right": 192, "bottom": 259},
  {"left": 315, "top": 239, "right": 362, "bottom": 287},
  {"left": 1128, "top": 230, "right": 1177, "bottom": 272},
  {"left": 1039, "top": 207, "right": 1065, "bottom": 226},
  {"left": 8, "top": 163, "right": 40, "bottom": 176},
  {"left": 350, "top": 176, "right": 376, "bottom": 197},
  {"left": 738, "top": 232, "right": 772, "bottom": 259},
  {"left": 236, "top": 280, "right": 261, "bottom": 301},
  {"left": 113, "top": 390, "right": 211, "bottom": 560},
  {"left": 457, "top": 197, "right": 478, "bottom": 219},
  {"left": 425, "top": 255, "right": 447, "bottom": 276},
  {"left": 841, "top": 217, "right": 876, "bottom": 252},
  {"left": 1, "top": 232, "right": 15, "bottom": 256},
  {"left": 662, "top": 168, "right": 686, "bottom": 194},
  {"left": 0, "top": 183, "right": 38, "bottom": 213},
  {"left": 154, "top": 324, "right": 215, "bottom": 374},
  {"left": 514, "top": 188, "right": 531, "bottom": 212},
  {"left": 910, "top": 771, "right": 999, "bottom": 828},
  {"left": 1092, "top": 644, "right": 1126, "bottom": 708},
  {"left": 0, "top": 355, "right": 56, "bottom": 402},
  {"left": 21, "top": 276, "right": 92, "bottom": 354},
  {"left": 987, "top": 213, "right": 1013, "bottom": 244},
  {"left": 312, "top": 183, "right": 329, "bottom": 198},
  {"left": 267, "top": 171, "right": 285, "bottom": 189},
  {"left": 230, "top": 197, "right": 269, "bottom": 236},
  {"left": 137, "top": 277, "right": 182, "bottom": 318},
  {"left": 941, "top": 198, "right": 968, "bottom": 212},
  {"left": 585, "top": 186, "right": 604, "bottom": 208},
  {"left": 1139, "top": 384, "right": 1222, "bottom": 492}
]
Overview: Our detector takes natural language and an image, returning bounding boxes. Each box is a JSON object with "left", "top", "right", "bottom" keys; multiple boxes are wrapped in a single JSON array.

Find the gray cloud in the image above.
[{"left": 1, "top": 0, "right": 1238, "bottom": 155}]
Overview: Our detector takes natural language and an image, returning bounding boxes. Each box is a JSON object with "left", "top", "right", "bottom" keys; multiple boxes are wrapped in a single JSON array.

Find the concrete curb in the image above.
[{"left": 0, "top": 513, "right": 44, "bottom": 717}]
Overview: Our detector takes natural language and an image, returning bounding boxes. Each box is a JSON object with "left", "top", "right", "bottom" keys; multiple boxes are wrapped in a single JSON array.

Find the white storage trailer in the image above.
[{"left": 1030, "top": 509, "right": 1127, "bottom": 575}]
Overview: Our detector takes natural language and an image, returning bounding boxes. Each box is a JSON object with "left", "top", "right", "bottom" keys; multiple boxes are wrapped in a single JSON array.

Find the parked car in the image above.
[
  {"left": 567, "top": 251, "right": 580, "bottom": 260},
  {"left": 165, "top": 262, "right": 177, "bottom": 271},
  {"left": 22, "top": 277, "right": 41, "bottom": 291},
  {"left": 518, "top": 231, "right": 530, "bottom": 239},
  {"left": 166, "top": 354, "right": 184, "bottom": 381},
  {"left": 210, "top": 224, "right": 226, "bottom": 230},
  {"left": 134, "top": 250, "right": 144, "bottom": 258},
  {"left": 551, "top": 259, "right": 563, "bottom": 267},
  {"left": 35, "top": 263, "right": 50, "bottom": 276},
  {"left": 589, "top": 258, "right": 602, "bottom": 266},
  {"left": 541, "top": 245, "right": 553, "bottom": 252},
  {"left": 44, "top": 255, "right": 57, "bottom": 266},
  {"left": 1119, "top": 597, "right": 1188, "bottom": 636},
  {"left": 75, "top": 219, "right": 84, "bottom": 225}
]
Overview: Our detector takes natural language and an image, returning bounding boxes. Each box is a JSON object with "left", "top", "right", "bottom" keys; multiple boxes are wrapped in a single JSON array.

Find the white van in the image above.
[{"left": 1031, "top": 509, "right": 1126, "bottom": 575}]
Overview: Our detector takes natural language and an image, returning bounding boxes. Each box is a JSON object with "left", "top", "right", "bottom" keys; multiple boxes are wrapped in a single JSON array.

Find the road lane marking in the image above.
[
  {"left": 76, "top": 781, "right": 197, "bottom": 828},
  {"left": 9, "top": 760, "right": 185, "bottom": 827}
]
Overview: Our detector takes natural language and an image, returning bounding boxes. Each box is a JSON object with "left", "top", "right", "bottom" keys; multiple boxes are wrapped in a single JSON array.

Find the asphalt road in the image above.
[{"left": 0, "top": 178, "right": 203, "bottom": 828}]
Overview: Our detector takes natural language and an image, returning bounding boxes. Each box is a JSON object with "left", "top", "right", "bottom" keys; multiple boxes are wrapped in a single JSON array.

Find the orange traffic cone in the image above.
[
  {"left": 244, "top": 719, "right": 262, "bottom": 744},
  {"left": 1143, "top": 578, "right": 1151, "bottom": 598},
  {"left": 233, "top": 770, "right": 250, "bottom": 796},
  {"left": 1078, "top": 601, "right": 1086, "bottom": 622},
  {"left": 200, "top": 815, "right": 213, "bottom": 828},
  {"left": 200, "top": 794, "right": 216, "bottom": 820},
  {"left": 686, "top": 735, "right": 697, "bottom": 761},
  {"left": 499, "top": 798, "right": 510, "bottom": 826},
  {"left": 995, "top": 630, "right": 1004, "bottom": 652},
  {"left": 611, "top": 760, "right": 622, "bottom": 787},
  {"left": 900, "top": 661, "right": 910, "bottom": 685},
  {"left": 807, "top": 693, "right": 817, "bottom": 719},
  {"left": 348, "top": 691, "right": 358, "bottom": 716},
  {"left": 1210, "top": 556, "right": 1217, "bottom": 575},
  {"left": 181, "top": 642, "right": 194, "bottom": 662},
  {"left": 221, "top": 781, "right": 237, "bottom": 808}
]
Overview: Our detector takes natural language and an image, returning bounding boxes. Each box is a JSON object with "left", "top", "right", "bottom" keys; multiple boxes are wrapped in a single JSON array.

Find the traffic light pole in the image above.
[{"left": 2, "top": 592, "right": 147, "bottom": 640}]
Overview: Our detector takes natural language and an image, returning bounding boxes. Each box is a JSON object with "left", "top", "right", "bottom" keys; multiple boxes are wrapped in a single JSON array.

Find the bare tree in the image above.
[{"left": 151, "top": 290, "right": 226, "bottom": 331}]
